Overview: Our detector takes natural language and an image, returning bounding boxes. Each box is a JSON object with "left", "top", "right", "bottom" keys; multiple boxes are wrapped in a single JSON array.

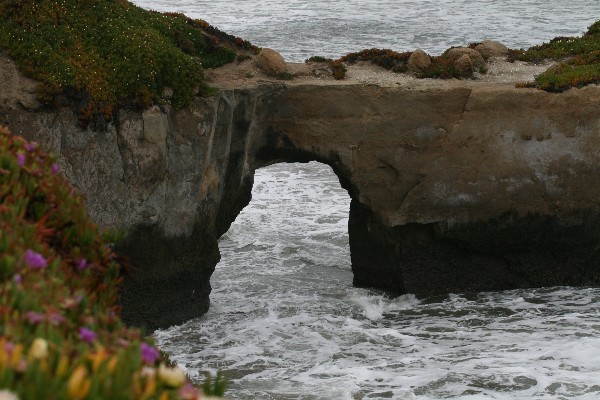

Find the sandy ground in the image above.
[{"left": 206, "top": 56, "right": 553, "bottom": 91}]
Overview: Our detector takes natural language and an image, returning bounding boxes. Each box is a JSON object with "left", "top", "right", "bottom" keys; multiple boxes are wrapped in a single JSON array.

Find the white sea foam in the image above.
[
  {"left": 132, "top": 0, "right": 599, "bottom": 61},
  {"left": 137, "top": 1, "right": 600, "bottom": 398}
]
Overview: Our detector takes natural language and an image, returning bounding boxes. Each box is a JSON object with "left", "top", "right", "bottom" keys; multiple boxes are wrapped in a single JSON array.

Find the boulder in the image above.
[
  {"left": 445, "top": 47, "right": 485, "bottom": 68},
  {"left": 475, "top": 40, "right": 509, "bottom": 59},
  {"left": 255, "top": 48, "right": 287, "bottom": 75},
  {"left": 407, "top": 49, "right": 431, "bottom": 73},
  {"left": 454, "top": 53, "right": 474, "bottom": 76}
]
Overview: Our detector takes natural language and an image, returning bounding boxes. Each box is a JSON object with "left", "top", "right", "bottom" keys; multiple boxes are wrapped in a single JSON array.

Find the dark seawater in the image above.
[{"left": 132, "top": 1, "right": 600, "bottom": 398}]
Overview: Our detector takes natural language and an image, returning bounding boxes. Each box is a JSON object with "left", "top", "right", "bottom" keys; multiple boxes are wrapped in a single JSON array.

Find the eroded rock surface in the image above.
[{"left": 3, "top": 56, "right": 600, "bottom": 330}]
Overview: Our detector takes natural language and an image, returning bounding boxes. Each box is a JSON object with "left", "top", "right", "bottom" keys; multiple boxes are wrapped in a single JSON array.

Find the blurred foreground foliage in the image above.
[{"left": 0, "top": 126, "right": 224, "bottom": 399}]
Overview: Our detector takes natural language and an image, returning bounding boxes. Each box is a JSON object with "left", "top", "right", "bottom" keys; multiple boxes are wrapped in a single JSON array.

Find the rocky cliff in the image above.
[{"left": 3, "top": 56, "right": 600, "bottom": 331}]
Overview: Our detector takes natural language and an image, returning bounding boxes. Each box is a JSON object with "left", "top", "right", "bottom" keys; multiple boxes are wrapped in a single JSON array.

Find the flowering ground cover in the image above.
[
  {"left": 512, "top": 21, "right": 600, "bottom": 91},
  {"left": 0, "top": 126, "right": 224, "bottom": 399},
  {"left": 0, "top": 0, "right": 256, "bottom": 126}
]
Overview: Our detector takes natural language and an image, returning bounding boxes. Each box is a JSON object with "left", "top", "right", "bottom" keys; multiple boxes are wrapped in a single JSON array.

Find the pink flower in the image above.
[
  {"left": 26, "top": 311, "right": 45, "bottom": 324},
  {"left": 25, "top": 142, "right": 37, "bottom": 151},
  {"left": 48, "top": 311, "right": 66, "bottom": 326},
  {"left": 79, "top": 327, "right": 97, "bottom": 343},
  {"left": 76, "top": 258, "right": 89, "bottom": 271},
  {"left": 178, "top": 383, "right": 200, "bottom": 400},
  {"left": 51, "top": 163, "right": 59, "bottom": 175},
  {"left": 16, "top": 153, "right": 25, "bottom": 167},
  {"left": 13, "top": 274, "right": 22, "bottom": 284},
  {"left": 140, "top": 343, "right": 160, "bottom": 365},
  {"left": 24, "top": 249, "right": 47, "bottom": 269},
  {"left": 4, "top": 342, "right": 14, "bottom": 354}
]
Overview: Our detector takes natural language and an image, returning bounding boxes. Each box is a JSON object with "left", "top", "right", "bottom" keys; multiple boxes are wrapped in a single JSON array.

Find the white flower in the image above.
[
  {"left": 158, "top": 363, "right": 186, "bottom": 388},
  {"left": 29, "top": 338, "right": 49, "bottom": 360},
  {"left": 0, "top": 390, "right": 20, "bottom": 400}
]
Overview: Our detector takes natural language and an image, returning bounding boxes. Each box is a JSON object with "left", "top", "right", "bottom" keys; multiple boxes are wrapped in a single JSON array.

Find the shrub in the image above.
[
  {"left": 337, "top": 48, "right": 412, "bottom": 72},
  {"left": 0, "top": 126, "right": 221, "bottom": 399},
  {"left": 331, "top": 62, "right": 347, "bottom": 80}
]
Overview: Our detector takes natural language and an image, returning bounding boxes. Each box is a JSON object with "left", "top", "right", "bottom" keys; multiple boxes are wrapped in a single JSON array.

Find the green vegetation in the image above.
[
  {"left": 0, "top": 126, "right": 222, "bottom": 399},
  {"left": 331, "top": 61, "right": 347, "bottom": 80},
  {"left": 305, "top": 56, "right": 332, "bottom": 63},
  {"left": 0, "top": 0, "right": 256, "bottom": 126},
  {"left": 337, "top": 48, "right": 412, "bottom": 73},
  {"left": 512, "top": 21, "right": 600, "bottom": 91},
  {"left": 275, "top": 71, "right": 295, "bottom": 80},
  {"left": 334, "top": 48, "right": 474, "bottom": 79}
]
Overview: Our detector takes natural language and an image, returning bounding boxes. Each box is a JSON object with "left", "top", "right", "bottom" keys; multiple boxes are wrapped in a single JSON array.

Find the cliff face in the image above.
[{"left": 4, "top": 72, "right": 600, "bottom": 330}]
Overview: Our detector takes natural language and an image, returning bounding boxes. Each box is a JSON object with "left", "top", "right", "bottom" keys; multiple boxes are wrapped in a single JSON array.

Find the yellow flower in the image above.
[
  {"left": 55, "top": 354, "right": 70, "bottom": 378},
  {"left": 67, "top": 365, "right": 91, "bottom": 400},
  {"left": 157, "top": 363, "right": 186, "bottom": 388},
  {"left": 28, "top": 338, "right": 49, "bottom": 360}
]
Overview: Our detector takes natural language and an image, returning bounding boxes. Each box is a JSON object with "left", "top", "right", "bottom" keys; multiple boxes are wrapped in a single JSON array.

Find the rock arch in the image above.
[{"left": 6, "top": 82, "right": 600, "bottom": 331}]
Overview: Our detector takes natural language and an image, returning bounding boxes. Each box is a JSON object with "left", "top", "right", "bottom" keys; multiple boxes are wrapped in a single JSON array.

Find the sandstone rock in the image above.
[
  {"left": 454, "top": 54, "right": 474, "bottom": 76},
  {"left": 475, "top": 40, "right": 509, "bottom": 59},
  {"left": 445, "top": 47, "right": 485, "bottom": 68},
  {"left": 254, "top": 48, "right": 287, "bottom": 75},
  {"left": 407, "top": 49, "right": 431, "bottom": 73},
  {"left": 0, "top": 51, "right": 40, "bottom": 111}
]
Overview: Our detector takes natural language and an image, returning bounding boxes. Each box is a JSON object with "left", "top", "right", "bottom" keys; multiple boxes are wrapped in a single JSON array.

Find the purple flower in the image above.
[
  {"left": 5, "top": 342, "right": 15, "bottom": 354},
  {"left": 25, "top": 142, "right": 38, "bottom": 151},
  {"left": 79, "top": 327, "right": 97, "bottom": 343},
  {"left": 13, "top": 274, "right": 22, "bottom": 284},
  {"left": 24, "top": 249, "right": 47, "bottom": 269},
  {"left": 16, "top": 153, "right": 25, "bottom": 167},
  {"left": 51, "top": 163, "right": 59, "bottom": 175},
  {"left": 76, "top": 258, "right": 89, "bottom": 271},
  {"left": 26, "top": 311, "right": 45, "bottom": 324},
  {"left": 140, "top": 343, "right": 160, "bottom": 365}
]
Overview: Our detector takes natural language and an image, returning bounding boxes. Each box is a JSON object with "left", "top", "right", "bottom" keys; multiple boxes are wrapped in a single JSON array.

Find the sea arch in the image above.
[{"left": 9, "top": 81, "right": 600, "bottom": 331}]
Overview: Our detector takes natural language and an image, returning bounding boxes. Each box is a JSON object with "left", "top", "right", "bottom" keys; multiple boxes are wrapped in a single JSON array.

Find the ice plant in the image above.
[
  {"left": 141, "top": 342, "right": 160, "bottom": 365},
  {"left": 51, "top": 163, "right": 59, "bottom": 175},
  {"left": 78, "top": 327, "right": 97, "bottom": 343},
  {"left": 23, "top": 249, "right": 47, "bottom": 269}
]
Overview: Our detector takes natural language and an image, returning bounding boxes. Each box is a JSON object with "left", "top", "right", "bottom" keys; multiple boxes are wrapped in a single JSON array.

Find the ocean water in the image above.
[{"left": 132, "top": 1, "right": 600, "bottom": 399}]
